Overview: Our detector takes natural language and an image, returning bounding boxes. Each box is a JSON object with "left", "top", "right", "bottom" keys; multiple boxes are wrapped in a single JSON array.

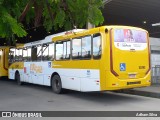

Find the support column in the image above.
[{"left": 87, "top": 22, "right": 95, "bottom": 29}]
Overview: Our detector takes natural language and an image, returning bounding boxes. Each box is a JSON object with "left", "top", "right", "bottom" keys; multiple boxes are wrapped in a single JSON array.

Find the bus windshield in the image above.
[{"left": 114, "top": 29, "right": 147, "bottom": 51}]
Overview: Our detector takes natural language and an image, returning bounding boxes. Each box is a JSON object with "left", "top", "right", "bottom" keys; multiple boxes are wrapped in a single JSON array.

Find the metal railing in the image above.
[{"left": 151, "top": 66, "right": 160, "bottom": 85}]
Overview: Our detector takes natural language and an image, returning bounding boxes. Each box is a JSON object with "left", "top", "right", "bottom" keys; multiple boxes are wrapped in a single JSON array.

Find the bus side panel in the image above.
[
  {"left": 24, "top": 62, "right": 51, "bottom": 85},
  {"left": 8, "top": 69, "right": 15, "bottom": 79},
  {"left": 52, "top": 60, "right": 101, "bottom": 92},
  {"left": 52, "top": 68, "right": 100, "bottom": 92},
  {"left": 55, "top": 69, "right": 81, "bottom": 91},
  {"left": 99, "top": 31, "right": 110, "bottom": 91},
  {"left": 8, "top": 62, "right": 24, "bottom": 80},
  {"left": 0, "top": 48, "right": 9, "bottom": 77},
  {"left": 8, "top": 69, "right": 24, "bottom": 80},
  {"left": 80, "top": 69, "right": 100, "bottom": 91}
]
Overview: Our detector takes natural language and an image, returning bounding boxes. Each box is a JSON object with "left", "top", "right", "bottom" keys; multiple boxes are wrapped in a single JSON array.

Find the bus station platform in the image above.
[{"left": 122, "top": 85, "right": 160, "bottom": 98}]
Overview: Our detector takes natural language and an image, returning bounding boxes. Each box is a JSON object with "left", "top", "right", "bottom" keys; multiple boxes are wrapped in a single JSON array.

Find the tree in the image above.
[
  {"left": 0, "top": 0, "right": 104, "bottom": 44},
  {"left": 0, "top": 0, "right": 28, "bottom": 44}
]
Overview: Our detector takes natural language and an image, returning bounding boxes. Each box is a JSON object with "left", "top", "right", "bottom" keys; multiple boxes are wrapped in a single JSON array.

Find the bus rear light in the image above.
[
  {"left": 147, "top": 80, "right": 151, "bottom": 82},
  {"left": 112, "top": 83, "right": 118, "bottom": 86},
  {"left": 96, "top": 80, "right": 100, "bottom": 85},
  {"left": 24, "top": 67, "right": 26, "bottom": 73}
]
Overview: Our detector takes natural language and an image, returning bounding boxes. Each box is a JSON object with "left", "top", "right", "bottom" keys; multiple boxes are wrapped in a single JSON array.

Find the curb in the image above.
[{"left": 120, "top": 89, "right": 160, "bottom": 98}]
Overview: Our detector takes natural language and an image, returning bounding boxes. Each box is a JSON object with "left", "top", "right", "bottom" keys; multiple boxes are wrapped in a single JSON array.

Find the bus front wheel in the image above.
[
  {"left": 15, "top": 72, "right": 22, "bottom": 85},
  {"left": 51, "top": 75, "right": 63, "bottom": 94}
]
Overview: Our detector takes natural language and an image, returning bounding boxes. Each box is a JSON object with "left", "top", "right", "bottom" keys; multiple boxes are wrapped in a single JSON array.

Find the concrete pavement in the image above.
[
  {"left": 0, "top": 80, "right": 160, "bottom": 119},
  {"left": 1, "top": 79, "right": 160, "bottom": 111}
]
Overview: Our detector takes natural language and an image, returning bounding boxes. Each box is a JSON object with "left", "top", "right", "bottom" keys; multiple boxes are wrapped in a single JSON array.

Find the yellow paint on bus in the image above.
[
  {"left": 0, "top": 47, "right": 9, "bottom": 77},
  {"left": 52, "top": 26, "right": 151, "bottom": 90}
]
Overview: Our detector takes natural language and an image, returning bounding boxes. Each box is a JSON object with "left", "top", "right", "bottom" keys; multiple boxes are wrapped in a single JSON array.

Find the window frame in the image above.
[
  {"left": 31, "top": 45, "right": 42, "bottom": 61},
  {"left": 71, "top": 35, "right": 92, "bottom": 60},
  {"left": 92, "top": 33, "right": 102, "bottom": 60},
  {"left": 15, "top": 48, "right": 23, "bottom": 62},
  {"left": 27, "top": 47, "right": 32, "bottom": 62},
  {"left": 72, "top": 37, "right": 83, "bottom": 60},
  {"left": 42, "top": 42, "right": 55, "bottom": 61},
  {"left": 81, "top": 35, "right": 92, "bottom": 60},
  {"left": 55, "top": 40, "right": 71, "bottom": 61},
  {"left": 22, "top": 47, "right": 28, "bottom": 61},
  {"left": 9, "top": 47, "right": 16, "bottom": 63}
]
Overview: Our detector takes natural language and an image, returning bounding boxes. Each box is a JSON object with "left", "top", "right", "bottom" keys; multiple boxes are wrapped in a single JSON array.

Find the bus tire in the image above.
[
  {"left": 15, "top": 72, "right": 23, "bottom": 85},
  {"left": 51, "top": 75, "right": 63, "bottom": 94}
]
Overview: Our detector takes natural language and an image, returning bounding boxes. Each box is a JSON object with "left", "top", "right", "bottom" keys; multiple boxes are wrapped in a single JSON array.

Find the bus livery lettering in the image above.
[{"left": 30, "top": 64, "right": 42, "bottom": 73}]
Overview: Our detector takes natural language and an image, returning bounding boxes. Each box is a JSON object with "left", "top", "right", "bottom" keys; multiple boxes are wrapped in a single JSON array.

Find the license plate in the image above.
[
  {"left": 129, "top": 74, "right": 136, "bottom": 78},
  {"left": 127, "top": 81, "right": 141, "bottom": 85}
]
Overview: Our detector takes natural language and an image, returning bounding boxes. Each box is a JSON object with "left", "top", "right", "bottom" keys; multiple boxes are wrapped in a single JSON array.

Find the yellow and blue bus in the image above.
[
  {"left": 8, "top": 26, "right": 151, "bottom": 93},
  {"left": 0, "top": 46, "right": 9, "bottom": 78}
]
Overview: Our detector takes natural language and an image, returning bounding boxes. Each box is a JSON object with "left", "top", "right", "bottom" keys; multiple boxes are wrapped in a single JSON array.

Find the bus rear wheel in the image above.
[
  {"left": 15, "top": 72, "right": 22, "bottom": 85},
  {"left": 51, "top": 75, "right": 64, "bottom": 94}
]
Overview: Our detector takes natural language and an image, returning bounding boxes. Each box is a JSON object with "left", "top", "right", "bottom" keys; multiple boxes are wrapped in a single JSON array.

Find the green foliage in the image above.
[
  {"left": 54, "top": 9, "right": 65, "bottom": 29},
  {"left": 66, "top": 0, "right": 89, "bottom": 28},
  {"left": 25, "top": 7, "right": 35, "bottom": 25},
  {"left": 0, "top": 11, "right": 27, "bottom": 37},
  {"left": 0, "top": 0, "right": 28, "bottom": 43},
  {"left": 43, "top": 0, "right": 104, "bottom": 31},
  {"left": 88, "top": 6, "right": 104, "bottom": 26},
  {"left": 0, "top": 0, "right": 104, "bottom": 43}
]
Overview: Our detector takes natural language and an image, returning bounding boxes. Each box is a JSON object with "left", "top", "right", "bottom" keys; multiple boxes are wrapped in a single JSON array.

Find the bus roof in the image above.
[
  {"left": 103, "top": 25, "right": 148, "bottom": 32},
  {"left": 0, "top": 46, "right": 10, "bottom": 48},
  {"left": 24, "top": 29, "right": 85, "bottom": 47},
  {"left": 21, "top": 25, "right": 148, "bottom": 47},
  {"left": 52, "top": 25, "right": 148, "bottom": 42}
]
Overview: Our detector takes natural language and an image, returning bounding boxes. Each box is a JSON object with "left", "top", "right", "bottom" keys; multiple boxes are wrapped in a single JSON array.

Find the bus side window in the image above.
[
  {"left": 55, "top": 40, "right": 70, "bottom": 61},
  {"left": 27, "top": 47, "right": 31, "bottom": 61},
  {"left": 62, "top": 40, "right": 70, "bottom": 60},
  {"left": 42, "top": 44, "right": 49, "bottom": 61},
  {"left": 9, "top": 48, "right": 15, "bottom": 63},
  {"left": 42, "top": 43, "right": 54, "bottom": 61},
  {"left": 65, "top": 41, "right": 70, "bottom": 60},
  {"left": 56, "top": 41, "right": 63, "bottom": 60},
  {"left": 93, "top": 33, "right": 101, "bottom": 59},
  {"left": 23, "top": 48, "right": 28, "bottom": 61},
  {"left": 82, "top": 36, "right": 91, "bottom": 59},
  {"left": 37, "top": 45, "right": 42, "bottom": 61},
  {"left": 31, "top": 46, "right": 37, "bottom": 61},
  {"left": 48, "top": 43, "right": 54, "bottom": 60},
  {"left": 18, "top": 49, "right": 23, "bottom": 61},
  {"left": 15, "top": 48, "right": 22, "bottom": 62},
  {"left": 72, "top": 37, "right": 82, "bottom": 59},
  {"left": 15, "top": 49, "right": 18, "bottom": 61},
  {"left": 31, "top": 45, "right": 42, "bottom": 61}
]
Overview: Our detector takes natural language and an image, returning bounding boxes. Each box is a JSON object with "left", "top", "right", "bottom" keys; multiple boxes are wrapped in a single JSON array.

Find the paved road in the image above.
[{"left": 0, "top": 79, "right": 160, "bottom": 119}]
